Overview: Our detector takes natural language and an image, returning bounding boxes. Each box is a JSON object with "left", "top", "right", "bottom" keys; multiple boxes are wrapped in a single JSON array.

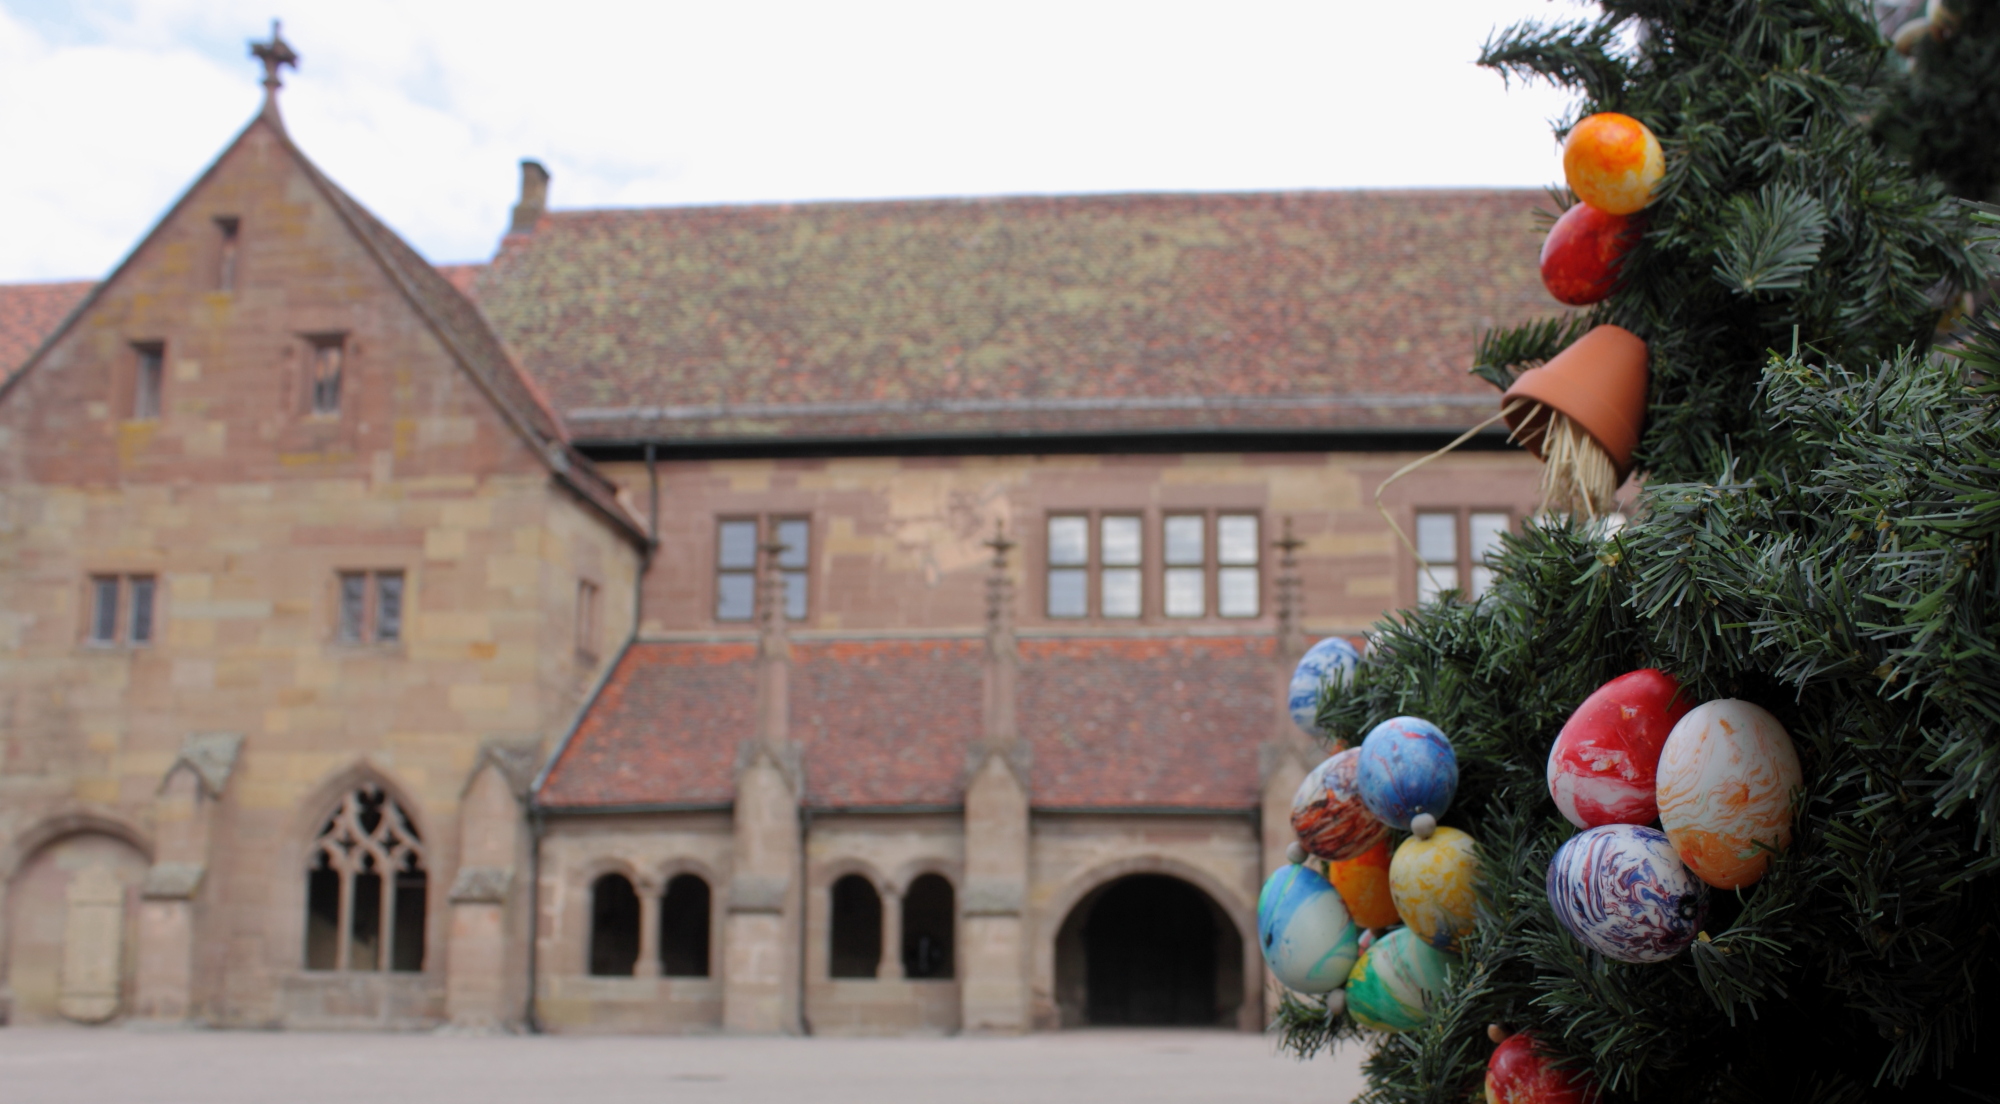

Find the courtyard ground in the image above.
[{"left": 0, "top": 1025, "right": 1366, "bottom": 1103}]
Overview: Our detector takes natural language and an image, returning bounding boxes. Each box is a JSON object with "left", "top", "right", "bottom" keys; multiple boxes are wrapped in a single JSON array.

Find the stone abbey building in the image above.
[{"left": 0, "top": 52, "right": 1551, "bottom": 1034}]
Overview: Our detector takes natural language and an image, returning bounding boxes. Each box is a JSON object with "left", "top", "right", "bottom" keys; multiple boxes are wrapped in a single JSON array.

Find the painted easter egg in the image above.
[
  {"left": 1356, "top": 717, "right": 1458, "bottom": 831},
  {"left": 1291, "top": 749, "right": 1388, "bottom": 862},
  {"left": 1328, "top": 838, "right": 1400, "bottom": 929},
  {"left": 1547, "top": 668, "right": 1694, "bottom": 829},
  {"left": 1485, "top": 1032, "right": 1598, "bottom": 1104},
  {"left": 1656, "top": 699, "right": 1802, "bottom": 889},
  {"left": 1257, "top": 863, "right": 1360, "bottom": 994},
  {"left": 1539, "top": 201, "right": 1639, "bottom": 306},
  {"left": 1289, "top": 636, "right": 1361, "bottom": 738},
  {"left": 1546, "top": 823, "right": 1707, "bottom": 963},
  {"left": 1390, "top": 826, "right": 1481, "bottom": 952},
  {"left": 1563, "top": 112, "right": 1665, "bottom": 216},
  {"left": 1344, "top": 926, "right": 1453, "bottom": 1032}
]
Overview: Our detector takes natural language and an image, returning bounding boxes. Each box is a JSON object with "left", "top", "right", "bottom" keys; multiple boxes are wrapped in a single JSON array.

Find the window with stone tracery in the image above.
[{"left": 303, "top": 785, "right": 427, "bottom": 973}]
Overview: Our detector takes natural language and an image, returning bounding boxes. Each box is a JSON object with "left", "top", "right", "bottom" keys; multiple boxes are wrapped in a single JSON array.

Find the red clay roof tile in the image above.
[
  {"left": 538, "top": 635, "right": 1279, "bottom": 811},
  {"left": 470, "top": 190, "right": 1552, "bottom": 442}
]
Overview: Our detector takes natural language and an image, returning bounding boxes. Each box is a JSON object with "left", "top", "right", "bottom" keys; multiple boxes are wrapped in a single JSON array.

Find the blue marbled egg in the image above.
[
  {"left": 1257, "top": 863, "right": 1360, "bottom": 994},
  {"left": 1546, "top": 823, "right": 1708, "bottom": 964},
  {"left": 1355, "top": 717, "right": 1458, "bottom": 831},
  {"left": 1288, "top": 637, "right": 1361, "bottom": 738}
]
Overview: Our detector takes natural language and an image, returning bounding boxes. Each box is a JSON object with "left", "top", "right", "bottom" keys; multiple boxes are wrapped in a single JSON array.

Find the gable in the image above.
[{"left": 0, "top": 114, "right": 641, "bottom": 544}]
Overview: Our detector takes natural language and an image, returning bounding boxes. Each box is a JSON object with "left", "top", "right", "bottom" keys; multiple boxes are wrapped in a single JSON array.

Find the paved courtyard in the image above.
[{"left": 0, "top": 1026, "right": 1366, "bottom": 1104}]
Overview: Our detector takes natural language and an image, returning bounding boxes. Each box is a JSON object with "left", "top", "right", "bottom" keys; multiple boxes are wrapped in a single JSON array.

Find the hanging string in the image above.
[{"left": 1375, "top": 399, "right": 1529, "bottom": 596}]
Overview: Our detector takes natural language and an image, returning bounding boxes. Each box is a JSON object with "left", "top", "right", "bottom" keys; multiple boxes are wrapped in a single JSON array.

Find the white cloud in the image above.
[{"left": 0, "top": 0, "right": 1587, "bottom": 281}]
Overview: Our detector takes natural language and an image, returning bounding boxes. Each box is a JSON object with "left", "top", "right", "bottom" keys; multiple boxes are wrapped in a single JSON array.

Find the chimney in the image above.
[{"left": 509, "top": 160, "right": 550, "bottom": 234}]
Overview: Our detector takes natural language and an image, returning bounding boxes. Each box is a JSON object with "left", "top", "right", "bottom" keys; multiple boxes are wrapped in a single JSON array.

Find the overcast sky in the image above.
[{"left": 0, "top": 0, "right": 1586, "bottom": 282}]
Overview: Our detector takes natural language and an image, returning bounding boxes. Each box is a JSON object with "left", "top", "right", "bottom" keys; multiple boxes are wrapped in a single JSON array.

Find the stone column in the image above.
[
  {"left": 961, "top": 526, "right": 1032, "bottom": 1033},
  {"left": 637, "top": 885, "right": 662, "bottom": 977},
  {"left": 879, "top": 885, "right": 904, "bottom": 981},
  {"left": 723, "top": 537, "right": 805, "bottom": 1033},
  {"left": 1259, "top": 519, "right": 1318, "bottom": 1023},
  {"left": 134, "top": 733, "right": 241, "bottom": 1024}
]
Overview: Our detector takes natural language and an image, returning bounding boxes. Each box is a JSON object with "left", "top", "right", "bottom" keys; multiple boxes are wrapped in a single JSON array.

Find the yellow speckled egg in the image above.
[
  {"left": 1656, "top": 699, "right": 1802, "bottom": 889},
  {"left": 1388, "top": 826, "right": 1482, "bottom": 953}
]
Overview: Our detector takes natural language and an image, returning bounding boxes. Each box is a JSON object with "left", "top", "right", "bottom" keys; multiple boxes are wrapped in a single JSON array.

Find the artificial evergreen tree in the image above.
[{"left": 1273, "top": 2, "right": 1999, "bottom": 1100}]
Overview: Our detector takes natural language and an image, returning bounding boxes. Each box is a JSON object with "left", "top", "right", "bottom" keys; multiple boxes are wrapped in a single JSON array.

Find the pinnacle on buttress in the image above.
[{"left": 1274, "top": 515, "right": 1306, "bottom": 661}]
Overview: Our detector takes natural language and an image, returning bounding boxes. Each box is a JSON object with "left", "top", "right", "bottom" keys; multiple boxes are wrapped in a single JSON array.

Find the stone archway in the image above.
[
  {"left": 4, "top": 829, "right": 150, "bottom": 1024},
  {"left": 1052, "top": 873, "right": 1244, "bottom": 1027}
]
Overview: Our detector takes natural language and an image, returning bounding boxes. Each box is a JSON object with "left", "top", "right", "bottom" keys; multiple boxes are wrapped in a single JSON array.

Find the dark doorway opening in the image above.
[
  {"left": 828, "top": 874, "right": 882, "bottom": 978},
  {"left": 901, "top": 874, "right": 955, "bottom": 979},
  {"left": 589, "top": 873, "right": 640, "bottom": 976},
  {"left": 1054, "top": 873, "right": 1243, "bottom": 1027},
  {"left": 660, "top": 873, "right": 711, "bottom": 977}
]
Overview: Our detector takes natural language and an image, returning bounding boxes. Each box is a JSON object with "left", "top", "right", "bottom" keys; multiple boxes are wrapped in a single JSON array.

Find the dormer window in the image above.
[
  {"left": 215, "top": 216, "right": 240, "bottom": 292},
  {"left": 309, "top": 335, "right": 345, "bottom": 416}
]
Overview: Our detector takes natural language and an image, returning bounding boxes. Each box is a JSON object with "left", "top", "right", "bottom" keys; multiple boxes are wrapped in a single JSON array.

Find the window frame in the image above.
[
  {"left": 214, "top": 215, "right": 241, "bottom": 293},
  {"left": 131, "top": 342, "right": 164, "bottom": 421},
  {"left": 334, "top": 569, "right": 409, "bottom": 646},
  {"left": 575, "top": 578, "right": 601, "bottom": 661},
  {"left": 85, "top": 573, "right": 158, "bottom": 648},
  {"left": 713, "top": 514, "right": 811, "bottom": 625},
  {"left": 1411, "top": 508, "right": 1514, "bottom": 604},
  {"left": 306, "top": 333, "right": 347, "bottom": 418}
]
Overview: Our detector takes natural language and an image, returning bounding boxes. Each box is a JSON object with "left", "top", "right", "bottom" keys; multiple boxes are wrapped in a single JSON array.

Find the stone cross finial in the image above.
[
  {"left": 250, "top": 21, "right": 298, "bottom": 118},
  {"left": 983, "top": 522, "right": 1016, "bottom": 640},
  {"left": 1274, "top": 516, "right": 1307, "bottom": 661},
  {"left": 757, "top": 537, "right": 793, "bottom": 653}
]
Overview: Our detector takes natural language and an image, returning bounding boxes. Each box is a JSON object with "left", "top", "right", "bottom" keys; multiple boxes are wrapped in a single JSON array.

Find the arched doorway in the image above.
[
  {"left": 4, "top": 830, "right": 149, "bottom": 1024},
  {"left": 1053, "top": 873, "right": 1244, "bottom": 1027}
]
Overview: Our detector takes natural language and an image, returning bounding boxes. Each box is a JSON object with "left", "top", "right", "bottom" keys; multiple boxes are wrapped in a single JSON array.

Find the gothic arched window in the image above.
[
  {"left": 901, "top": 873, "right": 955, "bottom": 979},
  {"left": 303, "top": 785, "right": 427, "bottom": 973},
  {"left": 828, "top": 874, "right": 882, "bottom": 978},
  {"left": 660, "top": 873, "right": 711, "bottom": 978}
]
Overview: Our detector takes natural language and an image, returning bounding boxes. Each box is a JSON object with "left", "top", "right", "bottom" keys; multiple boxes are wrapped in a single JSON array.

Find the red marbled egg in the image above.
[
  {"left": 1290, "top": 749, "right": 1387, "bottom": 862},
  {"left": 1540, "top": 202, "right": 1638, "bottom": 306},
  {"left": 1485, "top": 1032, "right": 1598, "bottom": 1104},
  {"left": 1546, "top": 669, "right": 1693, "bottom": 829}
]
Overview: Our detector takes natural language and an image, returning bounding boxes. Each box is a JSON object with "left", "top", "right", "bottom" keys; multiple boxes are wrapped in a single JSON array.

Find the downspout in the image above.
[
  {"left": 526, "top": 448, "right": 657, "bottom": 1033},
  {"left": 797, "top": 805, "right": 813, "bottom": 1036}
]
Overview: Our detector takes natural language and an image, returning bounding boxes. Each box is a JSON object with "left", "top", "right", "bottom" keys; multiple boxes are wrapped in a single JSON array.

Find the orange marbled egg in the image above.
[
  {"left": 1656, "top": 700, "right": 1802, "bottom": 889},
  {"left": 1328, "top": 838, "right": 1400, "bottom": 929},
  {"left": 1563, "top": 113, "right": 1664, "bottom": 216}
]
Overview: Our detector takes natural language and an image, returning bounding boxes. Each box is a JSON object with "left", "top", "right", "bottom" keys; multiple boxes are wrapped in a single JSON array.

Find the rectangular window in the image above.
[
  {"left": 1217, "top": 513, "right": 1260, "bottom": 617},
  {"left": 1468, "top": 512, "right": 1510, "bottom": 600},
  {"left": 1047, "top": 515, "right": 1088, "bottom": 618},
  {"left": 89, "top": 576, "right": 120, "bottom": 644},
  {"left": 715, "top": 519, "right": 759, "bottom": 621},
  {"left": 374, "top": 572, "right": 403, "bottom": 642},
  {"left": 775, "top": 518, "right": 809, "bottom": 621},
  {"left": 337, "top": 570, "right": 403, "bottom": 643},
  {"left": 1416, "top": 512, "right": 1459, "bottom": 603},
  {"left": 133, "top": 344, "right": 163, "bottom": 420},
  {"left": 576, "top": 579, "right": 600, "bottom": 658},
  {"left": 215, "top": 216, "right": 240, "bottom": 292},
  {"left": 309, "top": 336, "right": 344, "bottom": 416},
  {"left": 128, "top": 576, "right": 156, "bottom": 645},
  {"left": 86, "top": 574, "right": 157, "bottom": 646},
  {"left": 714, "top": 516, "right": 810, "bottom": 622},
  {"left": 1163, "top": 515, "right": 1205, "bottom": 618},
  {"left": 1099, "top": 515, "right": 1141, "bottom": 618}
]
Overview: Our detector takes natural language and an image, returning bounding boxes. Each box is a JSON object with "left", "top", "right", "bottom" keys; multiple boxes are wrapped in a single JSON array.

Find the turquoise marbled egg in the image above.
[
  {"left": 1257, "top": 863, "right": 1360, "bottom": 994},
  {"left": 1288, "top": 637, "right": 1361, "bottom": 738}
]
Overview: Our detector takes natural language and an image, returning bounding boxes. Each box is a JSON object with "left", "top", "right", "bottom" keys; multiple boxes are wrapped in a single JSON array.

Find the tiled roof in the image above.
[
  {"left": 470, "top": 190, "right": 1551, "bottom": 443},
  {"left": 537, "top": 635, "right": 1279, "bottom": 811},
  {"left": 539, "top": 641, "right": 757, "bottom": 809},
  {"left": 0, "top": 281, "right": 93, "bottom": 377},
  {"left": 1021, "top": 636, "right": 1274, "bottom": 809},
  {"left": 435, "top": 263, "right": 484, "bottom": 298}
]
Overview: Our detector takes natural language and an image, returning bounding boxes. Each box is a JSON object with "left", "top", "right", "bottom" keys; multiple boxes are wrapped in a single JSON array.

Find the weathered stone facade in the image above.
[{"left": 1, "top": 72, "right": 1556, "bottom": 1035}]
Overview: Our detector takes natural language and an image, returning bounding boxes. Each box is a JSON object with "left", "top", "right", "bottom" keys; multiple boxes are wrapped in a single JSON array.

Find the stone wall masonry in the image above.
[
  {"left": 606, "top": 449, "right": 1541, "bottom": 639},
  {"left": 0, "top": 117, "right": 638, "bottom": 1028}
]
